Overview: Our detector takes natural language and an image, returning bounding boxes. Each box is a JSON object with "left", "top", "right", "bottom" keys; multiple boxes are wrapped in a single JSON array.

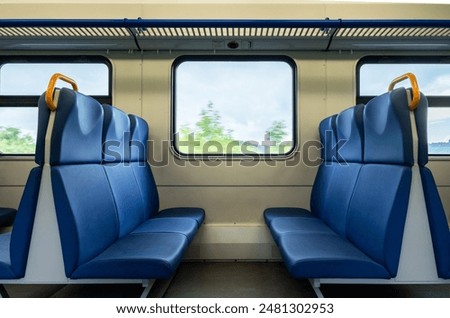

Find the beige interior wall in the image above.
[{"left": 1, "top": 1, "right": 449, "bottom": 259}]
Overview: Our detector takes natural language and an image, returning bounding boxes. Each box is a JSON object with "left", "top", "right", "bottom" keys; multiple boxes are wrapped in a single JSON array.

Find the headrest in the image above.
[
  {"left": 129, "top": 114, "right": 149, "bottom": 162},
  {"left": 364, "top": 87, "right": 414, "bottom": 165},
  {"left": 413, "top": 91, "right": 429, "bottom": 166},
  {"left": 102, "top": 104, "right": 131, "bottom": 163},
  {"left": 318, "top": 114, "right": 337, "bottom": 163},
  {"left": 37, "top": 88, "right": 104, "bottom": 166},
  {"left": 336, "top": 104, "right": 364, "bottom": 163}
]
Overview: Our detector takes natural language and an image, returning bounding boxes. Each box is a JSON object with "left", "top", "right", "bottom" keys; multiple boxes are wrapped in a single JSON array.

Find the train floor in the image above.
[{"left": 3, "top": 262, "right": 450, "bottom": 298}]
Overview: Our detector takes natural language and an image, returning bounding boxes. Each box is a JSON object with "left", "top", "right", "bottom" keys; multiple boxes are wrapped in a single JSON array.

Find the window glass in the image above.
[
  {"left": 0, "top": 57, "right": 111, "bottom": 155},
  {"left": 172, "top": 56, "right": 296, "bottom": 157},
  {"left": 358, "top": 57, "right": 450, "bottom": 156}
]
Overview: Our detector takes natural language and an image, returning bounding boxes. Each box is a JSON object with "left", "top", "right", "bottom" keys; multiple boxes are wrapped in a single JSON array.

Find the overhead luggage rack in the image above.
[{"left": 0, "top": 18, "right": 449, "bottom": 51}]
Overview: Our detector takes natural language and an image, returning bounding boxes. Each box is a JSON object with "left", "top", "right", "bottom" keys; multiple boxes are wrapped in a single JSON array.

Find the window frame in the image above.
[
  {"left": 356, "top": 55, "right": 450, "bottom": 157},
  {"left": 0, "top": 55, "right": 112, "bottom": 157},
  {"left": 170, "top": 55, "right": 298, "bottom": 160}
]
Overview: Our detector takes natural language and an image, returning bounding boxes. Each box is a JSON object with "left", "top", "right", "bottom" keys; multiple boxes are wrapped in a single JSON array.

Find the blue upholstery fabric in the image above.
[
  {"left": 279, "top": 232, "right": 390, "bottom": 278},
  {"left": 132, "top": 218, "right": 198, "bottom": 242},
  {"left": 102, "top": 104, "right": 131, "bottom": 163},
  {"left": 269, "top": 217, "right": 334, "bottom": 245},
  {"left": 269, "top": 105, "right": 364, "bottom": 243},
  {"left": 319, "top": 105, "right": 364, "bottom": 236},
  {"left": 346, "top": 164, "right": 411, "bottom": 276},
  {"left": 9, "top": 167, "right": 42, "bottom": 278},
  {"left": 364, "top": 88, "right": 413, "bottom": 166},
  {"left": 71, "top": 233, "right": 188, "bottom": 279},
  {"left": 50, "top": 88, "right": 104, "bottom": 165},
  {"left": 264, "top": 207, "right": 314, "bottom": 226},
  {"left": 264, "top": 115, "right": 339, "bottom": 226},
  {"left": 309, "top": 114, "right": 338, "bottom": 219},
  {"left": 52, "top": 165, "right": 119, "bottom": 277},
  {"left": 128, "top": 114, "right": 205, "bottom": 227},
  {"left": 154, "top": 208, "right": 205, "bottom": 227},
  {"left": 103, "top": 106, "right": 199, "bottom": 240},
  {"left": 0, "top": 167, "right": 42, "bottom": 279},
  {"left": 336, "top": 104, "right": 364, "bottom": 163},
  {"left": 102, "top": 105, "right": 145, "bottom": 237},
  {"left": 129, "top": 115, "right": 159, "bottom": 218},
  {"left": 319, "top": 114, "right": 338, "bottom": 162}
]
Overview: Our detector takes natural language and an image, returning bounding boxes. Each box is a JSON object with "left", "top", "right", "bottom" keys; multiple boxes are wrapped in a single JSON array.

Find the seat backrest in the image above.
[
  {"left": 311, "top": 105, "right": 364, "bottom": 237},
  {"left": 346, "top": 87, "right": 413, "bottom": 277},
  {"left": 2, "top": 91, "right": 50, "bottom": 278},
  {"left": 129, "top": 114, "right": 160, "bottom": 219},
  {"left": 7, "top": 166, "right": 42, "bottom": 278},
  {"left": 310, "top": 114, "right": 337, "bottom": 219},
  {"left": 50, "top": 88, "right": 120, "bottom": 277},
  {"left": 102, "top": 105, "right": 146, "bottom": 237}
]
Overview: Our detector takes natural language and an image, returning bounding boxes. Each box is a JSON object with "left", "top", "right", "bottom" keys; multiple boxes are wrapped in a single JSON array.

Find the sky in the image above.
[{"left": 0, "top": 63, "right": 108, "bottom": 141}]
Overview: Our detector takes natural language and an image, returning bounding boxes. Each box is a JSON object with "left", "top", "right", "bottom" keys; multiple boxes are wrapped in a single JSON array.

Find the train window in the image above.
[
  {"left": 357, "top": 56, "right": 450, "bottom": 156},
  {"left": 0, "top": 56, "right": 111, "bottom": 156},
  {"left": 171, "top": 56, "right": 297, "bottom": 158}
]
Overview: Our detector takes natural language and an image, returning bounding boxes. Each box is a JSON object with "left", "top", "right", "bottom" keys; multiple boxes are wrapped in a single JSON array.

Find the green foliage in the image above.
[
  {"left": 195, "top": 102, "right": 235, "bottom": 145},
  {"left": 177, "top": 101, "right": 238, "bottom": 155},
  {"left": 265, "top": 120, "right": 288, "bottom": 144},
  {"left": 177, "top": 102, "right": 289, "bottom": 155},
  {"left": 0, "top": 127, "right": 35, "bottom": 154}
]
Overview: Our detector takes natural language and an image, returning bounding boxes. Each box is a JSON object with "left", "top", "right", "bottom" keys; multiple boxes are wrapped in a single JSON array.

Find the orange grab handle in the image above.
[
  {"left": 45, "top": 73, "right": 78, "bottom": 111},
  {"left": 388, "top": 72, "right": 420, "bottom": 110}
]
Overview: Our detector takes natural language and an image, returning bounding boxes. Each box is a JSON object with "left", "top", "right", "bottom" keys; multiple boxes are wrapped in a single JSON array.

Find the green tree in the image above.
[
  {"left": 177, "top": 102, "right": 238, "bottom": 154},
  {"left": 0, "top": 127, "right": 35, "bottom": 154},
  {"left": 265, "top": 120, "right": 287, "bottom": 144},
  {"left": 195, "top": 102, "right": 234, "bottom": 143}
]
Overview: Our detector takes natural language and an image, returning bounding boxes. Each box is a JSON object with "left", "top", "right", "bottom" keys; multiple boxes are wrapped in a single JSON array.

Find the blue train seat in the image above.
[
  {"left": 264, "top": 115, "right": 338, "bottom": 226},
  {"left": 267, "top": 105, "right": 365, "bottom": 246},
  {"left": 0, "top": 168, "right": 42, "bottom": 280},
  {"left": 101, "top": 105, "right": 199, "bottom": 243},
  {"left": 128, "top": 114, "right": 205, "bottom": 228},
  {"left": 49, "top": 88, "right": 198, "bottom": 279},
  {"left": 265, "top": 87, "right": 427, "bottom": 284}
]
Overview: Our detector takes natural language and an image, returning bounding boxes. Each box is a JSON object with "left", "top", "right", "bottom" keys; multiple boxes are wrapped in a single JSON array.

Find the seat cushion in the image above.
[
  {"left": 269, "top": 217, "right": 333, "bottom": 245},
  {"left": 132, "top": 217, "right": 198, "bottom": 242},
  {"left": 264, "top": 207, "right": 314, "bottom": 226},
  {"left": 278, "top": 232, "right": 390, "bottom": 279},
  {"left": 155, "top": 207, "right": 205, "bottom": 228},
  {"left": 71, "top": 232, "right": 188, "bottom": 279}
]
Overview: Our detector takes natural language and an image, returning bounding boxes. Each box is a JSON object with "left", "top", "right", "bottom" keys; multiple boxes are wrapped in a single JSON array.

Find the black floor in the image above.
[{"left": 3, "top": 262, "right": 450, "bottom": 298}]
